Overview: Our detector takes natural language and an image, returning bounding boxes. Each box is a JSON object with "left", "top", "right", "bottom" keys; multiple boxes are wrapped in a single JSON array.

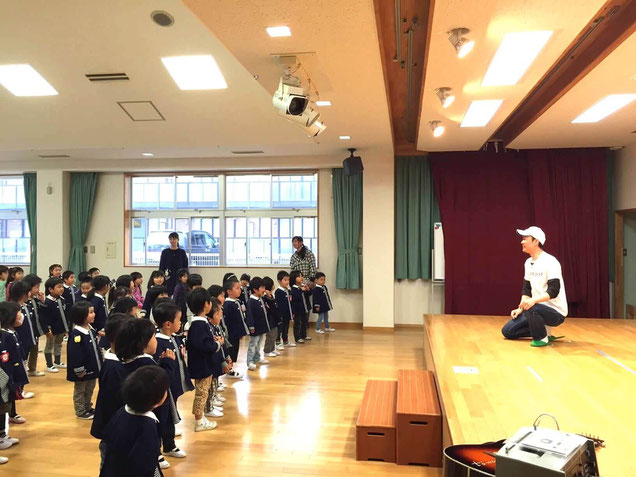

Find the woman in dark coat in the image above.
[{"left": 159, "top": 232, "right": 188, "bottom": 296}]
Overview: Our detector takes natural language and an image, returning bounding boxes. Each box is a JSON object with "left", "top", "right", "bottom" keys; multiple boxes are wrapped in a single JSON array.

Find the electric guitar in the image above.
[{"left": 443, "top": 434, "right": 605, "bottom": 477}]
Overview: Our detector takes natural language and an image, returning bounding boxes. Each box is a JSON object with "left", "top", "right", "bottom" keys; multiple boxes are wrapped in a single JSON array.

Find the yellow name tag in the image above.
[{"left": 74, "top": 335, "right": 81, "bottom": 343}]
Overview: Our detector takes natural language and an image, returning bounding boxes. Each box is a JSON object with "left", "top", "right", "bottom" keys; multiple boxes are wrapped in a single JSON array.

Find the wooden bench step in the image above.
[{"left": 356, "top": 380, "right": 397, "bottom": 462}]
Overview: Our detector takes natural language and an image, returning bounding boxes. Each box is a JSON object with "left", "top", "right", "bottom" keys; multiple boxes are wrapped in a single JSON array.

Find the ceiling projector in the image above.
[{"left": 273, "top": 74, "right": 326, "bottom": 137}]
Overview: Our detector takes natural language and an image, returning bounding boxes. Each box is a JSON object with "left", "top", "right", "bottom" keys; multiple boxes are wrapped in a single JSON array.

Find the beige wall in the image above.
[
  {"left": 394, "top": 280, "right": 444, "bottom": 325},
  {"left": 615, "top": 143, "right": 636, "bottom": 210}
]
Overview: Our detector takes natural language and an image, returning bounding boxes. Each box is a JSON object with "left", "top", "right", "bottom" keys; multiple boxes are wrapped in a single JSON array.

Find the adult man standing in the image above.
[{"left": 501, "top": 226, "right": 568, "bottom": 347}]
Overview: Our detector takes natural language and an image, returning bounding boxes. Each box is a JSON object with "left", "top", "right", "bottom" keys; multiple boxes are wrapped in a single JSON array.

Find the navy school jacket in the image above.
[
  {"left": 1, "top": 329, "right": 28, "bottom": 388},
  {"left": 91, "top": 351, "right": 127, "bottom": 439},
  {"left": 211, "top": 323, "right": 229, "bottom": 360},
  {"left": 275, "top": 287, "right": 293, "bottom": 322},
  {"left": 154, "top": 333, "right": 193, "bottom": 399},
  {"left": 62, "top": 284, "right": 80, "bottom": 311},
  {"left": 290, "top": 285, "right": 311, "bottom": 315},
  {"left": 186, "top": 318, "right": 223, "bottom": 379},
  {"left": 0, "top": 331, "right": 18, "bottom": 400},
  {"left": 99, "top": 406, "right": 163, "bottom": 477},
  {"left": 312, "top": 285, "right": 334, "bottom": 314},
  {"left": 263, "top": 294, "right": 281, "bottom": 328},
  {"left": 222, "top": 298, "right": 249, "bottom": 339},
  {"left": 239, "top": 284, "right": 251, "bottom": 305},
  {"left": 16, "top": 302, "right": 37, "bottom": 359},
  {"left": 41, "top": 295, "right": 70, "bottom": 335},
  {"left": 28, "top": 297, "right": 46, "bottom": 336},
  {"left": 89, "top": 293, "right": 108, "bottom": 332},
  {"left": 245, "top": 295, "right": 270, "bottom": 336},
  {"left": 66, "top": 325, "right": 103, "bottom": 382}
]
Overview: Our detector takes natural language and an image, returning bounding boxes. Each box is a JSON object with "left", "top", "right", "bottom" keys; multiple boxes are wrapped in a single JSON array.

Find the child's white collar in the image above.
[
  {"left": 124, "top": 405, "right": 159, "bottom": 422},
  {"left": 249, "top": 294, "right": 261, "bottom": 301}
]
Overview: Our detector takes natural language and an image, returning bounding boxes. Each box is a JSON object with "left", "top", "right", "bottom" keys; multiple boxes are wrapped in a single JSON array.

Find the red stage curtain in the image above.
[{"left": 430, "top": 148, "right": 609, "bottom": 318}]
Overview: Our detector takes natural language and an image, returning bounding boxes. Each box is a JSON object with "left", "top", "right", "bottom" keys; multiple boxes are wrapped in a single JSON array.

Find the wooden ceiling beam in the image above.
[
  {"left": 490, "top": 0, "right": 636, "bottom": 148},
  {"left": 373, "top": 0, "right": 435, "bottom": 156}
]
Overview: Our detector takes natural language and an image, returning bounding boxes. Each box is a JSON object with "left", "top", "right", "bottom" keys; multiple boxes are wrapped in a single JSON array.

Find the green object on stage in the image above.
[
  {"left": 67, "top": 173, "right": 99, "bottom": 274},
  {"left": 531, "top": 339, "right": 550, "bottom": 347},
  {"left": 548, "top": 335, "right": 565, "bottom": 342},
  {"left": 332, "top": 168, "right": 362, "bottom": 290}
]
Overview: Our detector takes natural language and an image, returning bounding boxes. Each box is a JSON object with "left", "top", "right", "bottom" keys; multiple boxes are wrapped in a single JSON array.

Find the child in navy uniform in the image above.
[
  {"left": 41, "top": 277, "right": 70, "bottom": 372},
  {"left": 67, "top": 301, "right": 103, "bottom": 419},
  {"left": 62, "top": 270, "right": 80, "bottom": 310},
  {"left": 262, "top": 276, "right": 282, "bottom": 358},
  {"left": 78, "top": 274, "right": 92, "bottom": 300},
  {"left": 239, "top": 273, "right": 251, "bottom": 306},
  {"left": 186, "top": 289, "right": 223, "bottom": 432},
  {"left": 312, "top": 272, "right": 335, "bottom": 333},
  {"left": 208, "top": 284, "right": 240, "bottom": 381},
  {"left": 11, "top": 281, "right": 39, "bottom": 382},
  {"left": 87, "top": 275, "right": 111, "bottom": 338},
  {"left": 275, "top": 271, "right": 295, "bottom": 348},
  {"left": 171, "top": 268, "right": 189, "bottom": 321},
  {"left": 100, "top": 365, "right": 170, "bottom": 477},
  {"left": 222, "top": 279, "right": 249, "bottom": 371},
  {"left": 290, "top": 271, "right": 312, "bottom": 344},
  {"left": 91, "top": 314, "right": 129, "bottom": 467},
  {"left": 22, "top": 275, "right": 45, "bottom": 376},
  {"left": 245, "top": 277, "right": 269, "bottom": 371},
  {"left": 153, "top": 301, "right": 192, "bottom": 461}
]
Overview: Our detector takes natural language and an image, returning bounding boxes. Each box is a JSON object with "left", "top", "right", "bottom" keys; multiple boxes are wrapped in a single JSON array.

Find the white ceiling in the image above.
[
  {"left": 416, "top": 0, "right": 609, "bottom": 152},
  {"left": 0, "top": 0, "right": 391, "bottom": 162}
]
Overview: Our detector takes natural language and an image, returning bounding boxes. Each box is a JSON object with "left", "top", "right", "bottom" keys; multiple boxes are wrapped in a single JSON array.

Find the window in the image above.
[
  {"left": 127, "top": 173, "right": 317, "bottom": 267},
  {"left": 0, "top": 176, "right": 30, "bottom": 264}
]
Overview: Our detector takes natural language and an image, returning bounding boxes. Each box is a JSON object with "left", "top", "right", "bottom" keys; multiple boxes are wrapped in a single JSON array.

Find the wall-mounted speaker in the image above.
[{"left": 343, "top": 148, "right": 363, "bottom": 176}]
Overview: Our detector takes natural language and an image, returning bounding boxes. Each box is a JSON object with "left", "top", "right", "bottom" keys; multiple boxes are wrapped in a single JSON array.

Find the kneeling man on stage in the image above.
[{"left": 501, "top": 226, "right": 568, "bottom": 347}]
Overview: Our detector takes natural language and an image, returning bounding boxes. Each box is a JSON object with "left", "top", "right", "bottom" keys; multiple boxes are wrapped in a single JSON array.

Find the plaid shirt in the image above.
[{"left": 290, "top": 247, "right": 317, "bottom": 281}]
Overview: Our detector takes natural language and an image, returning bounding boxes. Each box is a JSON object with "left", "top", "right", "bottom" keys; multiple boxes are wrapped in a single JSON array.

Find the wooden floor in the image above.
[
  {"left": 2, "top": 326, "right": 441, "bottom": 477},
  {"left": 425, "top": 314, "right": 636, "bottom": 477}
]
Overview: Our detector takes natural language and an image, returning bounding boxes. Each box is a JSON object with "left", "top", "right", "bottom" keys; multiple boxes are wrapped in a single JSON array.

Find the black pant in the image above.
[
  {"left": 278, "top": 317, "right": 290, "bottom": 343},
  {"left": 159, "top": 398, "right": 175, "bottom": 453},
  {"left": 301, "top": 312, "right": 309, "bottom": 339},
  {"left": 293, "top": 313, "right": 303, "bottom": 342},
  {"left": 501, "top": 303, "right": 565, "bottom": 340},
  {"left": 227, "top": 336, "right": 241, "bottom": 363}
]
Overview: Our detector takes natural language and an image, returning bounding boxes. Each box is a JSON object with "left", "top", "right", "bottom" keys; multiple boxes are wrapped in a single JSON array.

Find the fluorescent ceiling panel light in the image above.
[
  {"left": 266, "top": 26, "right": 291, "bottom": 37},
  {"left": 161, "top": 55, "right": 227, "bottom": 90},
  {"left": 482, "top": 31, "right": 552, "bottom": 86},
  {"left": 339, "top": 135, "right": 351, "bottom": 140},
  {"left": 315, "top": 100, "right": 332, "bottom": 106},
  {"left": 0, "top": 64, "right": 58, "bottom": 96},
  {"left": 460, "top": 99, "right": 503, "bottom": 127},
  {"left": 142, "top": 152, "right": 154, "bottom": 156},
  {"left": 572, "top": 94, "right": 636, "bottom": 123}
]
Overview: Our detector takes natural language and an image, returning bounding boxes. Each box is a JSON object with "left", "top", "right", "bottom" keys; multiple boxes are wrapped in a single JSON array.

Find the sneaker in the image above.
[
  {"left": 9, "top": 415, "right": 26, "bottom": 424},
  {"left": 531, "top": 339, "right": 550, "bottom": 347},
  {"left": 63, "top": 335, "right": 68, "bottom": 342},
  {"left": 227, "top": 370, "right": 243, "bottom": 379},
  {"left": 28, "top": 370, "right": 45, "bottom": 377},
  {"left": 276, "top": 343, "right": 285, "bottom": 350},
  {"left": 204, "top": 408, "right": 224, "bottom": 418},
  {"left": 158, "top": 456, "right": 170, "bottom": 469},
  {"left": 54, "top": 362, "right": 67, "bottom": 369},
  {"left": 164, "top": 447, "right": 187, "bottom": 458},
  {"left": 217, "top": 383, "right": 227, "bottom": 391},
  {"left": 316, "top": 329, "right": 325, "bottom": 334},
  {"left": 326, "top": 327, "right": 336, "bottom": 332},
  {"left": 77, "top": 411, "right": 94, "bottom": 420},
  {"left": 215, "top": 395, "right": 226, "bottom": 403},
  {"left": 0, "top": 456, "right": 7, "bottom": 464},
  {"left": 174, "top": 429, "right": 182, "bottom": 437},
  {"left": 0, "top": 440, "right": 11, "bottom": 451},
  {"left": 548, "top": 335, "right": 565, "bottom": 342},
  {"left": 212, "top": 399, "right": 225, "bottom": 407},
  {"left": 274, "top": 350, "right": 281, "bottom": 356},
  {"left": 258, "top": 359, "right": 269, "bottom": 364},
  {"left": 265, "top": 352, "right": 277, "bottom": 357},
  {"left": 194, "top": 418, "right": 217, "bottom": 432},
  {"left": 304, "top": 336, "right": 312, "bottom": 341},
  {"left": 21, "top": 391, "right": 34, "bottom": 399},
  {"left": 285, "top": 342, "right": 296, "bottom": 347},
  {"left": 46, "top": 366, "right": 59, "bottom": 373},
  {"left": 248, "top": 363, "right": 257, "bottom": 371},
  {"left": 296, "top": 339, "right": 305, "bottom": 344},
  {"left": 5, "top": 436, "right": 19, "bottom": 445}
]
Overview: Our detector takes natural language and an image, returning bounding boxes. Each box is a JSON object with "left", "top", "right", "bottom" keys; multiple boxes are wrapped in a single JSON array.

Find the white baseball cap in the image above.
[{"left": 516, "top": 226, "right": 546, "bottom": 245}]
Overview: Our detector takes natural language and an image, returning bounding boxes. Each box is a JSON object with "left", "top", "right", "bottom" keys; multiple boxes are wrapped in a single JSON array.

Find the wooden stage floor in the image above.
[{"left": 424, "top": 314, "right": 636, "bottom": 477}]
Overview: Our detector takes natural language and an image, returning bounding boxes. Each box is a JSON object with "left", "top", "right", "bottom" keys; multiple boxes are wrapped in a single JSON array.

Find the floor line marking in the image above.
[
  {"left": 597, "top": 349, "right": 636, "bottom": 376},
  {"left": 527, "top": 365, "right": 543, "bottom": 382}
]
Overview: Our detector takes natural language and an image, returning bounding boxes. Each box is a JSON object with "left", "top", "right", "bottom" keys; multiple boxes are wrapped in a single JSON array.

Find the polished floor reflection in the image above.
[{"left": 3, "top": 326, "right": 440, "bottom": 476}]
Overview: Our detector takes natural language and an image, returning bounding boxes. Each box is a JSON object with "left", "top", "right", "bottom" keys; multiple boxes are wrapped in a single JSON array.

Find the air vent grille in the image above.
[
  {"left": 38, "top": 154, "right": 70, "bottom": 158},
  {"left": 86, "top": 73, "right": 129, "bottom": 82},
  {"left": 231, "top": 150, "right": 265, "bottom": 155}
]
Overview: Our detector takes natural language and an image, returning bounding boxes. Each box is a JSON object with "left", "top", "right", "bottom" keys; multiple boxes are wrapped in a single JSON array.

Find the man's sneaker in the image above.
[
  {"left": 9, "top": 415, "right": 25, "bottom": 424},
  {"left": 77, "top": 411, "right": 94, "bottom": 420},
  {"left": 285, "top": 342, "right": 296, "bottom": 347},
  {"left": 227, "top": 370, "right": 243, "bottom": 379},
  {"left": 548, "top": 335, "right": 565, "bottom": 342},
  {"left": 531, "top": 339, "right": 550, "bottom": 347},
  {"left": 304, "top": 336, "right": 312, "bottom": 341},
  {"left": 296, "top": 339, "right": 305, "bottom": 344},
  {"left": 276, "top": 343, "right": 285, "bottom": 350},
  {"left": 258, "top": 359, "right": 269, "bottom": 364},
  {"left": 326, "top": 327, "right": 336, "bottom": 332},
  {"left": 215, "top": 395, "right": 226, "bottom": 403},
  {"left": 204, "top": 408, "right": 224, "bottom": 418},
  {"left": 54, "top": 362, "right": 67, "bottom": 369},
  {"left": 21, "top": 391, "right": 34, "bottom": 399},
  {"left": 265, "top": 352, "right": 277, "bottom": 357},
  {"left": 316, "top": 329, "right": 325, "bottom": 334},
  {"left": 28, "top": 370, "right": 45, "bottom": 377},
  {"left": 0, "top": 456, "right": 7, "bottom": 464},
  {"left": 158, "top": 456, "right": 170, "bottom": 469},
  {"left": 164, "top": 447, "right": 187, "bottom": 458},
  {"left": 194, "top": 418, "right": 217, "bottom": 432},
  {"left": 46, "top": 366, "right": 59, "bottom": 373},
  {"left": 248, "top": 363, "right": 257, "bottom": 371}
]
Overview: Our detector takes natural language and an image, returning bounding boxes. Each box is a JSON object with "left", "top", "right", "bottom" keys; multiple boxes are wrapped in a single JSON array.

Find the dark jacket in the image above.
[
  {"left": 246, "top": 295, "right": 270, "bottom": 336},
  {"left": 290, "top": 285, "right": 311, "bottom": 315},
  {"left": 66, "top": 325, "right": 103, "bottom": 382},
  {"left": 222, "top": 298, "right": 249, "bottom": 340},
  {"left": 154, "top": 333, "right": 193, "bottom": 399},
  {"left": 15, "top": 302, "right": 37, "bottom": 358},
  {"left": 41, "top": 295, "right": 70, "bottom": 335},
  {"left": 275, "top": 287, "right": 293, "bottom": 322},
  {"left": 91, "top": 351, "right": 127, "bottom": 439},
  {"left": 186, "top": 318, "right": 222, "bottom": 379},
  {"left": 171, "top": 282, "right": 189, "bottom": 319},
  {"left": 62, "top": 284, "right": 80, "bottom": 311},
  {"left": 0, "top": 329, "right": 28, "bottom": 388},
  {"left": 312, "top": 285, "right": 333, "bottom": 314},
  {"left": 263, "top": 294, "right": 281, "bottom": 328},
  {"left": 89, "top": 293, "right": 108, "bottom": 332}
]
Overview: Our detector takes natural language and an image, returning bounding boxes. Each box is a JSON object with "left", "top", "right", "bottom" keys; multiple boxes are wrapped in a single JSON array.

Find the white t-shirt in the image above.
[{"left": 524, "top": 251, "right": 568, "bottom": 317}]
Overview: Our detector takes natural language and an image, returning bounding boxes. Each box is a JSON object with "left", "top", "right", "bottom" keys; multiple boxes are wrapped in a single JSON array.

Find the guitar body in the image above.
[{"left": 443, "top": 440, "right": 505, "bottom": 477}]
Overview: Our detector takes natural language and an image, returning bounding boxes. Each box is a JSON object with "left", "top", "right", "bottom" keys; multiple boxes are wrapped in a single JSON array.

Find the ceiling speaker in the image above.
[
  {"left": 343, "top": 148, "right": 363, "bottom": 176},
  {"left": 151, "top": 11, "right": 174, "bottom": 27}
]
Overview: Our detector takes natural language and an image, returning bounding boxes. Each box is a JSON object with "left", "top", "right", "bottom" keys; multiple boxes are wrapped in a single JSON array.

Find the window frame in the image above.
[
  {"left": 124, "top": 171, "right": 319, "bottom": 269},
  {"left": 0, "top": 175, "right": 30, "bottom": 266}
]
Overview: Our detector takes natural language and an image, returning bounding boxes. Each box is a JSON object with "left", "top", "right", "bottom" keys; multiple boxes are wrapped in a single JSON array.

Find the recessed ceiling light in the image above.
[
  {"left": 482, "top": 31, "right": 553, "bottom": 87},
  {"left": 266, "top": 26, "right": 291, "bottom": 37},
  {"left": 316, "top": 100, "right": 332, "bottom": 106},
  {"left": 339, "top": 135, "right": 351, "bottom": 140},
  {"left": 448, "top": 28, "right": 474, "bottom": 58},
  {"left": 435, "top": 87, "right": 455, "bottom": 108},
  {"left": 161, "top": 55, "right": 227, "bottom": 90},
  {"left": 460, "top": 99, "right": 503, "bottom": 127},
  {"left": 142, "top": 152, "right": 154, "bottom": 157},
  {"left": 0, "top": 64, "right": 58, "bottom": 96},
  {"left": 571, "top": 94, "right": 636, "bottom": 123},
  {"left": 429, "top": 121, "right": 445, "bottom": 137}
]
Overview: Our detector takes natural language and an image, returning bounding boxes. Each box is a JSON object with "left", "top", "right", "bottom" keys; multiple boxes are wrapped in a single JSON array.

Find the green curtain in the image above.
[
  {"left": 332, "top": 168, "right": 362, "bottom": 289},
  {"left": 23, "top": 173, "right": 37, "bottom": 272},
  {"left": 395, "top": 156, "right": 439, "bottom": 280},
  {"left": 67, "top": 173, "right": 98, "bottom": 274}
]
